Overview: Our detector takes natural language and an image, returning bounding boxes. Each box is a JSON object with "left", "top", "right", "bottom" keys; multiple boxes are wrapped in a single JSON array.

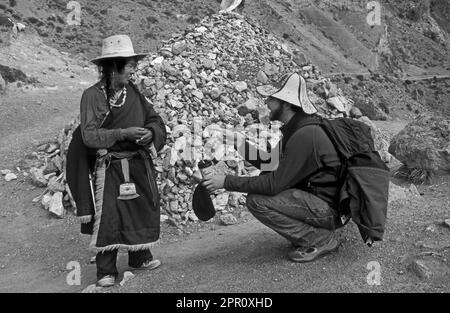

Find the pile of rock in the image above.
[
  {"left": 23, "top": 12, "right": 392, "bottom": 226},
  {"left": 23, "top": 118, "right": 79, "bottom": 218}
]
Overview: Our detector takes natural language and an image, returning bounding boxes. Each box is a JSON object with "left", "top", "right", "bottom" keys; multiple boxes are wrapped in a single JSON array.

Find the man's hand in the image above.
[
  {"left": 202, "top": 174, "right": 226, "bottom": 192},
  {"left": 136, "top": 129, "right": 153, "bottom": 146}
]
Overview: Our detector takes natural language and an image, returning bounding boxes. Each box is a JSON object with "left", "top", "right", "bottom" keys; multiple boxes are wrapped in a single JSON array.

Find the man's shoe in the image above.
[
  {"left": 96, "top": 275, "right": 116, "bottom": 287},
  {"left": 132, "top": 259, "right": 161, "bottom": 271},
  {"left": 288, "top": 238, "right": 339, "bottom": 263}
]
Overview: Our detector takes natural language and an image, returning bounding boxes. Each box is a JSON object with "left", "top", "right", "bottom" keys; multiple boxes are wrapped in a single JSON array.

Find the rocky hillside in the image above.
[{"left": 1, "top": 0, "right": 448, "bottom": 75}]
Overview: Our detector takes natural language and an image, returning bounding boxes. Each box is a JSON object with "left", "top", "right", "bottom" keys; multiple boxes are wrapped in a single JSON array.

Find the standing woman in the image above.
[{"left": 79, "top": 35, "right": 166, "bottom": 287}]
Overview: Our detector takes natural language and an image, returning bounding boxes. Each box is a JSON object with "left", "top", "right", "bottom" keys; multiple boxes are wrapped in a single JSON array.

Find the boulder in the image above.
[{"left": 389, "top": 115, "right": 450, "bottom": 174}]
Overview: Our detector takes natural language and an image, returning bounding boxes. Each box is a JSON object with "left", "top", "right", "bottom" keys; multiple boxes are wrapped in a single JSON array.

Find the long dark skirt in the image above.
[{"left": 89, "top": 154, "right": 160, "bottom": 252}]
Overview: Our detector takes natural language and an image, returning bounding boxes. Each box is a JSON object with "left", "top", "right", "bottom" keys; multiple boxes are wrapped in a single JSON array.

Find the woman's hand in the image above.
[
  {"left": 122, "top": 127, "right": 148, "bottom": 141},
  {"left": 136, "top": 129, "right": 153, "bottom": 146}
]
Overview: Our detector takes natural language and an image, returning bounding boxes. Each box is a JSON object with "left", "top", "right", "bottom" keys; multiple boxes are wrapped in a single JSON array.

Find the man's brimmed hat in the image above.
[
  {"left": 91, "top": 35, "right": 147, "bottom": 65},
  {"left": 256, "top": 72, "right": 317, "bottom": 114}
]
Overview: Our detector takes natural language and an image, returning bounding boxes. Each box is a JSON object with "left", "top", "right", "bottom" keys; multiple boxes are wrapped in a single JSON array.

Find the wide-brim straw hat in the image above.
[
  {"left": 256, "top": 72, "right": 317, "bottom": 115},
  {"left": 91, "top": 35, "right": 147, "bottom": 65}
]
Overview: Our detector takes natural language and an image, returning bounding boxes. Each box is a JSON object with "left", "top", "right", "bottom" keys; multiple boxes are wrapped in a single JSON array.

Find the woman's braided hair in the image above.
[{"left": 97, "top": 58, "right": 127, "bottom": 103}]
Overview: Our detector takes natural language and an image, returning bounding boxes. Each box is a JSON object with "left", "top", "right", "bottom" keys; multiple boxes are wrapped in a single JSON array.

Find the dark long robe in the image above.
[{"left": 74, "top": 81, "right": 166, "bottom": 252}]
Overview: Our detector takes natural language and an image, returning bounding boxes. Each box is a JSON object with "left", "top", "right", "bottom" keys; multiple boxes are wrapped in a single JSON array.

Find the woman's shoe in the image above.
[
  {"left": 132, "top": 259, "right": 161, "bottom": 271},
  {"left": 96, "top": 275, "right": 116, "bottom": 287}
]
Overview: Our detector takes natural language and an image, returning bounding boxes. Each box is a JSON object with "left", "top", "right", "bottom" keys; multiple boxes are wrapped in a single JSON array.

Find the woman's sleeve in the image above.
[
  {"left": 143, "top": 96, "right": 167, "bottom": 152},
  {"left": 79, "top": 88, "right": 125, "bottom": 149}
]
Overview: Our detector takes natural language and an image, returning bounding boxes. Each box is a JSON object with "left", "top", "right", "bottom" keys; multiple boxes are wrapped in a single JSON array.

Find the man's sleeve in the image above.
[
  {"left": 235, "top": 139, "right": 278, "bottom": 170},
  {"left": 224, "top": 126, "right": 320, "bottom": 196},
  {"left": 80, "top": 89, "right": 124, "bottom": 149},
  {"left": 142, "top": 96, "right": 167, "bottom": 152}
]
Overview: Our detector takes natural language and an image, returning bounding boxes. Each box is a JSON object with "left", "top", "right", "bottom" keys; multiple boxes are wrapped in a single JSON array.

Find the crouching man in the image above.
[{"left": 202, "top": 73, "right": 342, "bottom": 262}]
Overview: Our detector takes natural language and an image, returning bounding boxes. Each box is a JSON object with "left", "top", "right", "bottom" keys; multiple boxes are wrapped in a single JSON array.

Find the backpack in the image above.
[{"left": 303, "top": 117, "right": 390, "bottom": 247}]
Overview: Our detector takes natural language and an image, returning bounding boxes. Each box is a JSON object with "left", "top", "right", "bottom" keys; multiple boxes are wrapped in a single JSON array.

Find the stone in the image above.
[
  {"left": 213, "top": 193, "right": 229, "bottom": 211},
  {"left": 210, "top": 87, "right": 222, "bottom": 99},
  {"left": 327, "top": 97, "right": 346, "bottom": 113},
  {"left": 293, "top": 51, "right": 308, "bottom": 66},
  {"left": 444, "top": 219, "right": 450, "bottom": 229},
  {"left": 353, "top": 98, "right": 388, "bottom": 121},
  {"left": 49, "top": 192, "right": 64, "bottom": 218},
  {"left": 350, "top": 106, "right": 363, "bottom": 118},
  {"left": 42, "top": 193, "right": 52, "bottom": 210},
  {"left": 46, "top": 143, "right": 59, "bottom": 154},
  {"left": 233, "top": 81, "right": 248, "bottom": 92},
  {"left": 203, "top": 58, "right": 215, "bottom": 70},
  {"left": 143, "top": 77, "right": 155, "bottom": 87},
  {"left": 169, "top": 200, "right": 179, "bottom": 213},
  {"left": 43, "top": 161, "right": 58, "bottom": 176},
  {"left": 182, "top": 69, "right": 191, "bottom": 80},
  {"left": 256, "top": 71, "right": 268, "bottom": 84},
  {"left": 4, "top": 173, "right": 17, "bottom": 182},
  {"left": 52, "top": 155, "right": 63, "bottom": 172},
  {"left": 119, "top": 271, "right": 135, "bottom": 286},
  {"left": 29, "top": 167, "right": 48, "bottom": 188},
  {"left": 191, "top": 89, "right": 204, "bottom": 100},
  {"left": 263, "top": 62, "right": 278, "bottom": 76},
  {"left": 48, "top": 177, "right": 65, "bottom": 193},
  {"left": 172, "top": 41, "right": 187, "bottom": 55},
  {"left": 220, "top": 213, "right": 238, "bottom": 225},
  {"left": 177, "top": 172, "right": 188, "bottom": 182},
  {"left": 164, "top": 65, "right": 180, "bottom": 77},
  {"left": 238, "top": 97, "right": 258, "bottom": 116},
  {"left": 328, "top": 84, "right": 339, "bottom": 98},
  {"left": 196, "top": 26, "right": 208, "bottom": 33},
  {"left": 1, "top": 169, "right": 11, "bottom": 176},
  {"left": 160, "top": 214, "right": 169, "bottom": 223},
  {"left": 184, "top": 167, "right": 193, "bottom": 176},
  {"left": 408, "top": 257, "right": 450, "bottom": 281},
  {"left": 189, "top": 212, "right": 198, "bottom": 222},
  {"left": 389, "top": 115, "right": 450, "bottom": 173}
]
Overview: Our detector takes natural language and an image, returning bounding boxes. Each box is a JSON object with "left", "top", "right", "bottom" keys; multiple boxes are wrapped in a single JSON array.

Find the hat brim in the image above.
[
  {"left": 256, "top": 84, "right": 280, "bottom": 97},
  {"left": 91, "top": 53, "right": 147, "bottom": 65}
]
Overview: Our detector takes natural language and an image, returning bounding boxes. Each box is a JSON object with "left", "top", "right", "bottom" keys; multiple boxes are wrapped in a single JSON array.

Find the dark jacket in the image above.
[{"left": 224, "top": 113, "right": 341, "bottom": 206}]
